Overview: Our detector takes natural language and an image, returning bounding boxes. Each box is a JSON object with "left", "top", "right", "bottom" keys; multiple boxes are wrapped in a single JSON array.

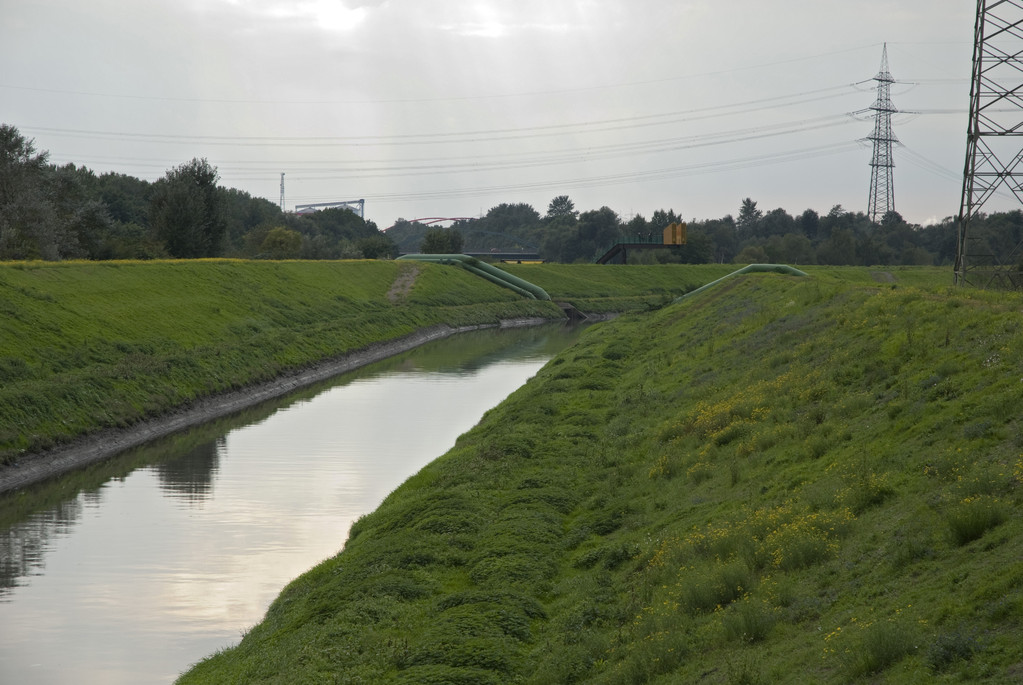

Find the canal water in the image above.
[{"left": 0, "top": 324, "right": 586, "bottom": 685}]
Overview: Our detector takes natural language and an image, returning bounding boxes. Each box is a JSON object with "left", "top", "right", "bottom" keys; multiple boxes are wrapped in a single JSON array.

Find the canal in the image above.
[{"left": 0, "top": 323, "right": 586, "bottom": 685}]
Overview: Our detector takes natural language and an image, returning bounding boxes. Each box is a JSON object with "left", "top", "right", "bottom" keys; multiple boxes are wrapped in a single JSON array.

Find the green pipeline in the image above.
[
  {"left": 397, "top": 254, "right": 552, "bottom": 301},
  {"left": 675, "top": 264, "right": 808, "bottom": 301}
]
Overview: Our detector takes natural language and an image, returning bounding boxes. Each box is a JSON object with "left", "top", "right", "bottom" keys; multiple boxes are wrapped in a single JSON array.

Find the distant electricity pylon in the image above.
[
  {"left": 955, "top": 1, "right": 1023, "bottom": 287},
  {"left": 279, "top": 173, "right": 285, "bottom": 212},
  {"left": 867, "top": 44, "right": 898, "bottom": 224}
]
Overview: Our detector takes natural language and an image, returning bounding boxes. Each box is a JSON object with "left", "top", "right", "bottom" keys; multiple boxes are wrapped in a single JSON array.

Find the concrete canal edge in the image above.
[{"left": 0, "top": 318, "right": 560, "bottom": 495}]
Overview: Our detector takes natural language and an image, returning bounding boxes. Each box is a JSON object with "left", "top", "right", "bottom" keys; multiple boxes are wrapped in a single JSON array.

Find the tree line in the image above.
[
  {"left": 0, "top": 124, "right": 393, "bottom": 261},
  {"left": 391, "top": 196, "right": 982, "bottom": 267},
  {"left": 5, "top": 122, "right": 1023, "bottom": 266}
]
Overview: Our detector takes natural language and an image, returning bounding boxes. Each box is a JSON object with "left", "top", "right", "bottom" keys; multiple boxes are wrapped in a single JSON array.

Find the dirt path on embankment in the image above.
[{"left": 0, "top": 318, "right": 553, "bottom": 495}]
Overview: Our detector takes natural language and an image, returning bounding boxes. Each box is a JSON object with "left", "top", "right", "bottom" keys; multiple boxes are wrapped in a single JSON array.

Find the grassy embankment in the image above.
[
  {"left": 0, "top": 259, "right": 732, "bottom": 467},
  {"left": 180, "top": 266, "right": 1022, "bottom": 684},
  {"left": 0, "top": 259, "right": 561, "bottom": 465},
  {"left": 502, "top": 262, "right": 738, "bottom": 312}
]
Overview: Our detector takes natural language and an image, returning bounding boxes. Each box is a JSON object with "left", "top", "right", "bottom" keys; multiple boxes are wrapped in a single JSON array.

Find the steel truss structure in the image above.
[
  {"left": 867, "top": 44, "right": 898, "bottom": 224},
  {"left": 955, "top": 0, "right": 1023, "bottom": 287},
  {"left": 295, "top": 199, "right": 365, "bottom": 218}
]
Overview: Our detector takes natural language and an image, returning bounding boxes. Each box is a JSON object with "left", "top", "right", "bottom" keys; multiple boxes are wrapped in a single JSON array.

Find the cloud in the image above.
[{"left": 206, "top": 0, "right": 370, "bottom": 33}]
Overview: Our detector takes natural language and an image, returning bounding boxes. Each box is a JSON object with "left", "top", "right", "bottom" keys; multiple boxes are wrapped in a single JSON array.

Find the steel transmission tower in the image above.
[
  {"left": 955, "top": 1, "right": 1023, "bottom": 287},
  {"left": 867, "top": 44, "right": 899, "bottom": 224}
]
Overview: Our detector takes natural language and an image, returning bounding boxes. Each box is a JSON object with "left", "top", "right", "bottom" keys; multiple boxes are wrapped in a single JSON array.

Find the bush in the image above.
[
  {"left": 842, "top": 620, "right": 917, "bottom": 677},
  {"left": 687, "top": 460, "right": 715, "bottom": 484},
  {"left": 722, "top": 598, "right": 777, "bottom": 643},
  {"left": 469, "top": 554, "right": 555, "bottom": 585},
  {"left": 396, "top": 665, "right": 501, "bottom": 685},
  {"left": 681, "top": 562, "right": 752, "bottom": 614},
  {"left": 613, "top": 611, "right": 689, "bottom": 683},
  {"left": 725, "top": 654, "right": 768, "bottom": 685},
  {"left": 648, "top": 453, "right": 681, "bottom": 479},
  {"left": 926, "top": 626, "right": 979, "bottom": 672},
  {"left": 945, "top": 496, "right": 1007, "bottom": 546}
]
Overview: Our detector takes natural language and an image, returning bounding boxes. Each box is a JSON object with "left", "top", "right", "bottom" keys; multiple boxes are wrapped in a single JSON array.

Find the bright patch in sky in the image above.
[
  {"left": 224, "top": 0, "right": 368, "bottom": 32},
  {"left": 305, "top": 0, "right": 367, "bottom": 33}
]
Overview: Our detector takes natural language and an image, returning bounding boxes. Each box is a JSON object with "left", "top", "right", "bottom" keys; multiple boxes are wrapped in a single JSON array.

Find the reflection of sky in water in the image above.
[{"left": 0, "top": 332, "right": 568, "bottom": 685}]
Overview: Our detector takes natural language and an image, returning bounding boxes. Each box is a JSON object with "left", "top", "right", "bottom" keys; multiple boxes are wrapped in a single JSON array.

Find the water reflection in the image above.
[
  {"left": 0, "top": 497, "right": 83, "bottom": 597},
  {"left": 0, "top": 323, "right": 588, "bottom": 685},
  {"left": 154, "top": 438, "right": 223, "bottom": 503}
]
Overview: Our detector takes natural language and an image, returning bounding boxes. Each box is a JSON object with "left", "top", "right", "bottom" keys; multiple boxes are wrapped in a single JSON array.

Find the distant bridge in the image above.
[
  {"left": 387, "top": 218, "right": 539, "bottom": 260},
  {"left": 595, "top": 224, "right": 688, "bottom": 264},
  {"left": 464, "top": 251, "right": 541, "bottom": 262}
]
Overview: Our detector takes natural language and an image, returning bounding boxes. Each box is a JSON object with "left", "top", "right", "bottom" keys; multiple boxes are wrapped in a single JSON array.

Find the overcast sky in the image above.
[{"left": 1, "top": 1, "right": 982, "bottom": 228}]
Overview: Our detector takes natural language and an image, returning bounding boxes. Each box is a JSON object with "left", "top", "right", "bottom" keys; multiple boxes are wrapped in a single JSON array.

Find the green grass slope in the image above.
[
  {"left": 180, "top": 268, "right": 1020, "bottom": 684},
  {"left": 501, "top": 263, "right": 739, "bottom": 312},
  {"left": 0, "top": 259, "right": 561, "bottom": 463}
]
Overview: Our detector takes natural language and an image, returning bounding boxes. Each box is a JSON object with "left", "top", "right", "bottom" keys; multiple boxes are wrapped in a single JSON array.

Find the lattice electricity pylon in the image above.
[
  {"left": 955, "top": 1, "right": 1023, "bottom": 288},
  {"left": 867, "top": 44, "right": 899, "bottom": 224}
]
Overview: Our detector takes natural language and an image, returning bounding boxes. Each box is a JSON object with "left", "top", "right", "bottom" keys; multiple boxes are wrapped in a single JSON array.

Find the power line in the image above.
[
  {"left": 46, "top": 113, "right": 860, "bottom": 183},
  {"left": 284, "top": 141, "right": 862, "bottom": 206},
  {"left": 19, "top": 84, "right": 864, "bottom": 148}
]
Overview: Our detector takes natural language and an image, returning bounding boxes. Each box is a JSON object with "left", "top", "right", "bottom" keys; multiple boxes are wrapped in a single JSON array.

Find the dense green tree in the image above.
[
  {"left": 816, "top": 228, "right": 857, "bottom": 265},
  {"left": 977, "top": 210, "right": 1023, "bottom": 264},
  {"left": 94, "top": 221, "right": 166, "bottom": 260},
  {"left": 385, "top": 219, "right": 430, "bottom": 254},
  {"left": 300, "top": 234, "right": 338, "bottom": 260},
  {"left": 420, "top": 227, "right": 463, "bottom": 254},
  {"left": 97, "top": 172, "right": 151, "bottom": 226},
  {"left": 703, "top": 217, "right": 737, "bottom": 263},
  {"left": 735, "top": 244, "right": 769, "bottom": 263},
  {"left": 736, "top": 198, "right": 763, "bottom": 239},
  {"left": 293, "top": 207, "right": 374, "bottom": 242},
  {"left": 578, "top": 206, "right": 620, "bottom": 242},
  {"left": 542, "top": 206, "right": 623, "bottom": 263},
  {"left": 486, "top": 203, "right": 540, "bottom": 234},
  {"left": 448, "top": 204, "right": 542, "bottom": 253},
  {"left": 761, "top": 208, "right": 795, "bottom": 237},
  {"left": 545, "top": 195, "right": 577, "bottom": 221},
  {"left": 221, "top": 188, "right": 282, "bottom": 254},
  {"left": 260, "top": 226, "right": 302, "bottom": 259},
  {"left": 0, "top": 125, "right": 62, "bottom": 259},
  {"left": 539, "top": 230, "right": 573, "bottom": 263},
  {"left": 649, "top": 208, "right": 682, "bottom": 233},
  {"left": 357, "top": 235, "right": 397, "bottom": 260},
  {"left": 149, "top": 158, "right": 226, "bottom": 258},
  {"left": 820, "top": 204, "right": 851, "bottom": 238},
  {"left": 266, "top": 206, "right": 389, "bottom": 259},
  {"left": 675, "top": 230, "right": 714, "bottom": 263},
  {"left": 881, "top": 209, "right": 904, "bottom": 227},
  {"left": 539, "top": 206, "right": 621, "bottom": 263},
  {"left": 624, "top": 214, "right": 648, "bottom": 236},
  {"left": 798, "top": 208, "right": 820, "bottom": 240},
  {"left": 539, "top": 197, "right": 580, "bottom": 261},
  {"left": 855, "top": 231, "right": 894, "bottom": 266},
  {"left": 765, "top": 233, "right": 815, "bottom": 265},
  {"left": 333, "top": 238, "right": 365, "bottom": 259},
  {"left": 918, "top": 219, "right": 956, "bottom": 265}
]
